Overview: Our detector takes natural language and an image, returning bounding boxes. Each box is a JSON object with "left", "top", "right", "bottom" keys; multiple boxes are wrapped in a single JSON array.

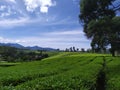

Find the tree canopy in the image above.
[{"left": 79, "top": 0, "right": 120, "bottom": 56}]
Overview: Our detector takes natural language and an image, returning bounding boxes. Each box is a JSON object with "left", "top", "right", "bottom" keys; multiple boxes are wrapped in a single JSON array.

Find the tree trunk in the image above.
[
  {"left": 111, "top": 43, "right": 115, "bottom": 57},
  {"left": 111, "top": 50, "right": 115, "bottom": 57}
]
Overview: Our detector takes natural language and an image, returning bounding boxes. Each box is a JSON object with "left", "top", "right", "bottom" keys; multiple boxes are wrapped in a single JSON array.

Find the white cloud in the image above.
[
  {"left": 24, "top": 0, "right": 56, "bottom": 13},
  {"left": 0, "top": 15, "right": 74, "bottom": 28},
  {"left": 13, "top": 36, "right": 90, "bottom": 49},
  {"left": 0, "top": 37, "right": 26, "bottom": 43},
  {"left": 46, "top": 30, "right": 84, "bottom": 35},
  {"left": 0, "top": 15, "right": 48, "bottom": 27},
  {"left": 0, "top": 5, "right": 7, "bottom": 11},
  {"left": 40, "top": 6, "right": 48, "bottom": 13},
  {"left": 0, "top": 17, "right": 30, "bottom": 27},
  {"left": 9, "top": 0, "right": 16, "bottom": 3},
  {"left": 17, "top": 29, "right": 90, "bottom": 49},
  {"left": 0, "top": 29, "right": 90, "bottom": 49},
  {"left": 0, "top": 5, "right": 14, "bottom": 17},
  {"left": 0, "top": 12, "right": 10, "bottom": 17},
  {"left": 5, "top": 0, "right": 16, "bottom": 3},
  {"left": 45, "top": 16, "right": 78, "bottom": 26},
  {"left": 0, "top": 15, "right": 55, "bottom": 28}
]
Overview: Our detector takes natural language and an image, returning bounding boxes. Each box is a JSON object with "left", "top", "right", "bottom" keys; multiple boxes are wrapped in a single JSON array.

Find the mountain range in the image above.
[{"left": 0, "top": 43, "right": 57, "bottom": 51}]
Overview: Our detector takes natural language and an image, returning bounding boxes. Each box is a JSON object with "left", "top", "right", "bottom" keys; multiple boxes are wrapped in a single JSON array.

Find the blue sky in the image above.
[{"left": 0, "top": 0, "right": 91, "bottom": 50}]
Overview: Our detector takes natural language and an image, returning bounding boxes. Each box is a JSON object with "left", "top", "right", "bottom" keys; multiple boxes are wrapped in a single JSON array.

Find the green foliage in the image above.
[
  {"left": 80, "top": 0, "right": 115, "bottom": 24},
  {"left": 0, "top": 46, "right": 48, "bottom": 62},
  {"left": 79, "top": 0, "right": 120, "bottom": 55},
  {"left": 0, "top": 52, "right": 119, "bottom": 89},
  {"left": 105, "top": 57, "right": 120, "bottom": 90}
]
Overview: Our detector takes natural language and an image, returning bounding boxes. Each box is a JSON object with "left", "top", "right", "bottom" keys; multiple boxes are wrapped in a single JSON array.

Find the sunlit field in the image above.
[{"left": 0, "top": 52, "right": 119, "bottom": 90}]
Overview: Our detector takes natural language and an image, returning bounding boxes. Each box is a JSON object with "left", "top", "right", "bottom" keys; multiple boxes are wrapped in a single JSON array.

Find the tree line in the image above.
[{"left": 0, "top": 46, "right": 48, "bottom": 62}]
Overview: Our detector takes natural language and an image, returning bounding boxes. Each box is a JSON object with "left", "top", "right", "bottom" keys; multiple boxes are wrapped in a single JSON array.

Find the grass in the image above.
[
  {"left": 105, "top": 57, "right": 120, "bottom": 90},
  {"left": 0, "top": 52, "right": 119, "bottom": 90},
  {"left": 0, "top": 62, "right": 20, "bottom": 67}
]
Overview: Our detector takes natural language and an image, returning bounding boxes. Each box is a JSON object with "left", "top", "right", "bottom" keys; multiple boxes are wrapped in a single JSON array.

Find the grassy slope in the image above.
[
  {"left": 105, "top": 57, "right": 120, "bottom": 90},
  {"left": 0, "top": 52, "right": 119, "bottom": 90}
]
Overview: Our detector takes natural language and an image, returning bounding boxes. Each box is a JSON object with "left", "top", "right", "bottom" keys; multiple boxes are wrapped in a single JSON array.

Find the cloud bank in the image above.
[{"left": 0, "top": 29, "right": 90, "bottom": 49}]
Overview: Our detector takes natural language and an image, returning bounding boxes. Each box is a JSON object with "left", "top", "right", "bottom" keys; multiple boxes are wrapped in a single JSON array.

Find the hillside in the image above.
[{"left": 0, "top": 52, "right": 120, "bottom": 90}]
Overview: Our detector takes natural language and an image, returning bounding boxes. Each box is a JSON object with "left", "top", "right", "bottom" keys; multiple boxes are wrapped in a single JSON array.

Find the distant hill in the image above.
[
  {"left": 26, "top": 46, "right": 57, "bottom": 51},
  {"left": 0, "top": 43, "right": 57, "bottom": 51},
  {"left": 0, "top": 43, "right": 24, "bottom": 49}
]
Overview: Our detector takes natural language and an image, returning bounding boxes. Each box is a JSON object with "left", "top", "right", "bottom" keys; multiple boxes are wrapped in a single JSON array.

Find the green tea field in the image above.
[{"left": 0, "top": 52, "right": 120, "bottom": 90}]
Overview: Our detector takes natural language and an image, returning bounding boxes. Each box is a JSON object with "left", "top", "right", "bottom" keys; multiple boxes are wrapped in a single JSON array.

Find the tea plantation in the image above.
[{"left": 0, "top": 52, "right": 120, "bottom": 90}]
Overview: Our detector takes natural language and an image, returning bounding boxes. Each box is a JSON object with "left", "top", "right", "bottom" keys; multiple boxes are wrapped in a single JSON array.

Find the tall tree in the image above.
[{"left": 79, "top": 0, "right": 120, "bottom": 56}]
